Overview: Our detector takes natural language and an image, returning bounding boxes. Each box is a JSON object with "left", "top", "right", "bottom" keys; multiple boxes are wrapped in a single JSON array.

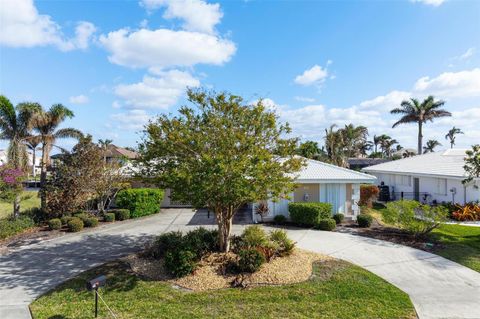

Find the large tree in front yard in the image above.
[{"left": 138, "top": 89, "right": 304, "bottom": 252}]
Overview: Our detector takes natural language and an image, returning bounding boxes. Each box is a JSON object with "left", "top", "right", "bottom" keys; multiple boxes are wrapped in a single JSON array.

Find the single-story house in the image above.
[
  {"left": 253, "top": 159, "right": 377, "bottom": 222},
  {"left": 362, "top": 149, "right": 480, "bottom": 205},
  {"left": 347, "top": 158, "right": 390, "bottom": 171}
]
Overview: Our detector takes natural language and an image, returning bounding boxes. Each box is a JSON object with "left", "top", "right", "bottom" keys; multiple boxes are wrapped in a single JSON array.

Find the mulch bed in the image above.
[
  {"left": 0, "top": 226, "right": 65, "bottom": 254},
  {"left": 124, "top": 249, "right": 330, "bottom": 291}
]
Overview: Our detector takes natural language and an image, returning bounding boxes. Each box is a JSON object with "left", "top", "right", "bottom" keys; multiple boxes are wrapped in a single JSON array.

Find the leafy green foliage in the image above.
[
  {"left": 73, "top": 212, "right": 89, "bottom": 223},
  {"left": 382, "top": 200, "right": 447, "bottom": 237},
  {"left": 148, "top": 231, "right": 185, "bottom": 259},
  {"left": 67, "top": 217, "right": 84, "bottom": 232},
  {"left": 357, "top": 214, "right": 373, "bottom": 228},
  {"left": 84, "top": 217, "right": 99, "bottom": 228},
  {"left": 237, "top": 249, "right": 266, "bottom": 273},
  {"left": 48, "top": 218, "right": 62, "bottom": 230},
  {"left": 463, "top": 145, "right": 480, "bottom": 185},
  {"left": 315, "top": 218, "right": 337, "bottom": 231},
  {"left": 137, "top": 89, "right": 304, "bottom": 251},
  {"left": 164, "top": 250, "right": 197, "bottom": 278},
  {"left": 288, "top": 202, "right": 332, "bottom": 226},
  {"left": 273, "top": 214, "right": 287, "bottom": 224},
  {"left": 333, "top": 213, "right": 344, "bottom": 224},
  {"left": 184, "top": 227, "right": 219, "bottom": 258},
  {"left": 269, "top": 229, "right": 295, "bottom": 256},
  {"left": 103, "top": 213, "right": 115, "bottom": 222},
  {"left": 60, "top": 215, "right": 73, "bottom": 225},
  {"left": 241, "top": 225, "right": 269, "bottom": 248},
  {"left": 112, "top": 209, "right": 130, "bottom": 221},
  {"left": 0, "top": 216, "right": 35, "bottom": 239},
  {"left": 115, "top": 188, "right": 164, "bottom": 218}
]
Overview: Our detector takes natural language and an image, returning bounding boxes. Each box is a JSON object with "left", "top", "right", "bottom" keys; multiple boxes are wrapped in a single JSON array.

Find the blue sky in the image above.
[{"left": 1, "top": 0, "right": 479, "bottom": 152}]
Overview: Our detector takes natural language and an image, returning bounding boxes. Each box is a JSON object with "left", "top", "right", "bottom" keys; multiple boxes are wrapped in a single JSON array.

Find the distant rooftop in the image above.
[{"left": 296, "top": 158, "right": 377, "bottom": 183}]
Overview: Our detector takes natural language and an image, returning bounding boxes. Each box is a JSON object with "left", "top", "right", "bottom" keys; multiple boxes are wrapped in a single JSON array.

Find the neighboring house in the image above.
[
  {"left": 253, "top": 159, "right": 377, "bottom": 222},
  {"left": 348, "top": 158, "right": 390, "bottom": 171},
  {"left": 104, "top": 144, "right": 138, "bottom": 163},
  {"left": 0, "top": 149, "right": 41, "bottom": 176},
  {"left": 362, "top": 149, "right": 480, "bottom": 205}
]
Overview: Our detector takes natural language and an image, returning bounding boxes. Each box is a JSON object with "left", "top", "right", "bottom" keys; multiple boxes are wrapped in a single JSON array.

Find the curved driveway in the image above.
[{"left": 1, "top": 209, "right": 479, "bottom": 319}]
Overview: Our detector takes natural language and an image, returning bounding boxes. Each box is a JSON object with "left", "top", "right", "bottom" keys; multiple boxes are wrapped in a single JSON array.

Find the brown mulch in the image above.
[
  {"left": 124, "top": 249, "right": 331, "bottom": 291},
  {"left": 0, "top": 226, "right": 65, "bottom": 254}
]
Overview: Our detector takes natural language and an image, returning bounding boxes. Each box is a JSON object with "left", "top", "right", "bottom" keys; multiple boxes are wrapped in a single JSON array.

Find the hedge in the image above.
[
  {"left": 288, "top": 202, "right": 332, "bottom": 226},
  {"left": 116, "top": 188, "right": 164, "bottom": 218},
  {"left": 0, "top": 216, "right": 35, "bottom": 240}
]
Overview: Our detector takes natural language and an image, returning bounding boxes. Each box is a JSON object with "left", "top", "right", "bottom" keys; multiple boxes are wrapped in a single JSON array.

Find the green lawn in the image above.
[
  {"left": 430, "top": 224, "right": 480, "bottom": 272},
  {"left": 30, "top": 260, "right": 415, "bottom": 319},
  {"left": 0, "top": 191, "right": 40, "bottom": 220}
]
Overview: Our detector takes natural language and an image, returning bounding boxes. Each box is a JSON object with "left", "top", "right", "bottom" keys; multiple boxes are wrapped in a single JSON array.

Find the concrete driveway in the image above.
[{"left": 1, "top": 208, "right": 479, "bottom": 319}]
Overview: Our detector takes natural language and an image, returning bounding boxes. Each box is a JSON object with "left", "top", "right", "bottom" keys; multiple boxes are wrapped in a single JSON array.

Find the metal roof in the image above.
[
  {"left": 362, "top": 149, "right": 468, "bottom": 179},
  {"left": 296, "top": 158, "right": 377, "bottom": 183}
]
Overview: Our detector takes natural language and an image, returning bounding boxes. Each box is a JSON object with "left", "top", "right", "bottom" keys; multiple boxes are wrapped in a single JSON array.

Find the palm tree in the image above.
[
  {"left": 30, "top": 104, "right": 83, "bottom": 210},
  {"left": 0, "top": 97, "right": 40, "bottom": 217},
  {"left": 340, "top": 124, "right": 369, "bottom": 157},
  {"left": 423, "top": 139, "right": 442, "bottom": 153},
  {"left": 25, "top": 135, "right": 42, "bottom": 179},
  {"left": 381, "top": 138, "right": 398, "bottom": 158},
  {"left": 324, "top": 125, "right": 347, "bottom": 167},
  {"left": 445, "top": 127, "right": 463, "bottom": 149},
  {"left": 391, "top": 96, "right": 451, "bottom": 155},
  {"left": 98, "top": 139, "right": 113, "bottom": 163}
]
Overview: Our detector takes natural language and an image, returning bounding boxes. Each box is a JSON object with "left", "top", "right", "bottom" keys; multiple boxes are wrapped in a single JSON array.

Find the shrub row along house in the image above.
[{"left": 363, "top": 149, "right": 480, "bottom": 205}]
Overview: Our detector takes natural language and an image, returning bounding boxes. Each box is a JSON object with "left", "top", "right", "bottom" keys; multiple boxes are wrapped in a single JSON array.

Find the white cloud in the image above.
[
  {"left": 411, "top": 0, "right": 446, "bottom": 7},
  {"left": 140, "top": 0, "right": 223, "bottom": 34},
  {"left": 114, "top": 70, "right": 200, "bottom": 109},
  {"left": 294, "top": 96, "right": 315, "bottom": 103},
  {"left": 112, "top": 100, "right": 122, "bottom": 109},
  {"left": 294, "top": 64, "right": 329, "bottom": 86},
  {"left": 414, "top": 68, "right": 480, "bottom": 98},
  {"left": 359, "top": 90, "right": 411, "bottom": 112},
  {"left": 110, "top": 110, "right": 151, "bottom": 131},
  {"left": 0, "top": 0, "right": 96, "bottom": 51},
  {"left": 459, "top": 47, "right": 475, "bottom": 60},
  {"left": 69, "top": 94, "right": 89, "bottom": 104},
  {"left": 99, "top": 28, "right": 236, "bottom": 69}
]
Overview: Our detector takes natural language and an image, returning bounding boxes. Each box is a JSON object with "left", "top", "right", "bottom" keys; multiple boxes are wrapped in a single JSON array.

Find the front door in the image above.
[{"left": 413, "top": 178, "right": 420, "bottom": 201}]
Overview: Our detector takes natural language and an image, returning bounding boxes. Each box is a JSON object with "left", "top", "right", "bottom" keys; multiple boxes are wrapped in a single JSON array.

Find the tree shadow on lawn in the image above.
[{"left": 0, "top": 233, "right": 151, "bottom": 300}]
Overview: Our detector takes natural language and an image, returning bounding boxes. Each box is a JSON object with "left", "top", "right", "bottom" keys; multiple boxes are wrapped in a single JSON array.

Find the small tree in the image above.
[
  {"left": 359, "top": 185, "right": 379, "bottom": 208},
  {"left": 463, "top": 145, "right": 480, "bottom": 186},
  {"left": 0, "top": 165, "right": 26, "bottom": 218},
  {"left": 138, "top": 89, "right": 304, "bottom": 252}
]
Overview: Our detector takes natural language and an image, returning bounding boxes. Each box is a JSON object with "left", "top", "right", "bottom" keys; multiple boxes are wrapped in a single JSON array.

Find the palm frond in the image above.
[{"left": 54, "top": 128, "right": 83, "bottom": 140}]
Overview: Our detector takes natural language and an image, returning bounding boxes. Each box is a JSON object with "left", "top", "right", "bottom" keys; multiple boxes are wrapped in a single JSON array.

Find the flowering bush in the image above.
[
  {"left": 451, "top": 203, "right": 480, "bottom": 221},
  {"left": 0, "top": 165, "right": 25, "bottom": 203}
]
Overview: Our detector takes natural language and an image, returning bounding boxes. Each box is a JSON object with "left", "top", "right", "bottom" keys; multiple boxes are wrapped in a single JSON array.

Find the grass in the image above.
[
  {"left": 0, "top": 191, "right": 40, "bottom": 220},
  {"left": 30, "top": 260, "right": 415, "bottom": 319}
]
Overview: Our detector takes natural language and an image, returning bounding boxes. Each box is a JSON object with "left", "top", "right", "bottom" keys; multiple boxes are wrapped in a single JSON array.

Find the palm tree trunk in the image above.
[
  {"left": 417, "top": 122, "right": 423, "bottom": 155},
  {"left": 32, "top": 149, "right": 36, "bottom": 179},
  {"left": 40, "top": 143, "right": 48, "bottom": 211}
]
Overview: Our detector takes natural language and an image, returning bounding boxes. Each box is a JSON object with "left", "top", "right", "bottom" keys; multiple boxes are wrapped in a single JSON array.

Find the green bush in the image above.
[
  {"left": 103, "top": 213, "right": 115, "bottom": 222},
  {"left": 164, "top": 250, "right": 197, "bottom": 278},
  {"left": 357, "top": 214, "right": 373, "bottom": 228},
  {"left": 288, "top": 202, "right": 332, "bottom": 226},
  {"left": 273, "top": 215, "right": 287, "bottom": 224},
  {"left": 270, "top": 229, "right": 295, "bottom": 256},
  {"left": 241, "top": 225, "right": 269, "bottom": 248},
  {"left": 382, "top": 200, "right": 447, "bottom": 237},
  {"left": 116, "top": 188, "right": 164, "bottom": 218},
  {"left": 22, "top": 207, "right": 48, "bottom": 224},
  {"left": 149, "top": 231, "right": 185, "bottom": 259},
  {"left": 237, "top": 249, "right": 266, "bottom": 273},
  {"left": 113, "top": 209, "right": 130, "bottom": 221},
  {"left": 184, "top": 227, "right": 219, "bottom": 258},
  {"left": 67, "top": 217, "right": 84, "bottom": 232},
  {"left": 73, "top": 212, "right": 89, "bottom": 223},
  {"left": 333, "top": 213, "right": 344, "bottom": 225},
  {"left": 0, "top": 216, "right": 35, "bottom": 240},
  {"left": 60, "top": 215, "right": 74, "bottom": 225},
  {"left": 48, "top": 218, "right": 62, "bottom": 230},
  {"left": 84, "top": 217, "right": 99, "bottom": 228},
  {"left": 315, "top": 218, "right": 337, "bottom": 231}
]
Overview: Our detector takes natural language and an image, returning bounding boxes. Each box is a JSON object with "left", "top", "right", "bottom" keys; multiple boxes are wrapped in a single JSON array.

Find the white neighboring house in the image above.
[
  {"left": 362, "top": 149, "right": 480, "bottom": 205},
  {"left": 253, "top": 159, "right": 377, "bottom": 222},
  {"left": 0, "top": 149, "right": 41, "bottom": 177}
]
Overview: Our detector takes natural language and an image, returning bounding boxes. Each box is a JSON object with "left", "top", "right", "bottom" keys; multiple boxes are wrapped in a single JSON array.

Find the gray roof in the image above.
[
  {"left": 296, "top": 158, "right": 377, "bottom": 183},
  {"left": 362, "top": 149, "right": 469, "bottom": 179}
]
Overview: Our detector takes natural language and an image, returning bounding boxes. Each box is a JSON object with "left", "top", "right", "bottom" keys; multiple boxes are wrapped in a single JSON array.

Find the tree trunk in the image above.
[
  {"left": 417, "top": 122, "right": 423, "bottom": 155},
  {"left": 13, "top": 195, "right": 20, "bottom": 219},
  {"left": 32, "top": 149, "right": 36, "bottom": 179},
  {"left": 40, "top": 143, "right": 48, "bottom": 211},
  {"left": 215, "top": 207, "right": 234, "bottom": 252}
]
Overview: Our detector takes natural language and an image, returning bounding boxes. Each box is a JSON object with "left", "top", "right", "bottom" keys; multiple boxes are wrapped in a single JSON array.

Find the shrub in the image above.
[
  {"left": 22, "top": 207, "right": 47, "bottom": 224},
  {"left": 237, "top": 249, "right": 266, "bottom": 273},
  {"left": 164, "top": 250, "right": 197, "bottom": 278},
  {"left": 241, "top": 225, "right": 269, "bottom": 248},
  {"left": 67, "top": 217, "right": 84, "bottom": 232},
  {"left": 149, "top": 231, "right": 185, "bottom": 259},
  {"left": 0, "top": 216, "right": 35, "bottom": 240},
  {"left": 357, "top": 214, "right": 373, "bottom": 228},
  {"left": 112, "top": 209, "right": 130, "bottom": 221},
  {"left": 73, "top": 212, "right": 89, "bottom": 223},
  {"left": 103, "top": 213, "right": 115, "bottom": 222},
  {"left": 451, "top": 203, "right": 480, "bottom": 221},
  {"left": 273, "top": 215, "right": 287, "bottom": 224},
  {"left": 270, "top": 229, "right": 295, "bottom": 256},
  {"left": 84, "top": 217, "right": 99, "bottom": 228},
  {"left": 48, "top": 218, "right": 62, "bottom": 230},
  {"left": 315, "top": 218, "right": 337, "bottom": 231},
  {"left": 333, "top": 213, "right": 344, "bottom": 225},
  {"left": 382, "top": 200, "right": 447, "bottom": 237},
  {"left": 184, "top": 227, "right": 219, "bottom": 258},
  {"left": 359, "top": 185, "right": 379, "bottom": 208},
  {"left": 288, "top": 202, "right": 332, "bottom": 226},
  {"left": 60, "top": 215, "right": 74, "bottom": 225},
  {"left": 116, "top": 188, "right": 164, "bottom": 218}
]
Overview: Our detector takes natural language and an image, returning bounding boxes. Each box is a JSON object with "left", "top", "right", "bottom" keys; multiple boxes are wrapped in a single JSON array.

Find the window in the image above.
[
  {"left": 435, "top": 178, "right": 447, "bottom": 195},
  {"left": 395, "top": 175, "right": 411, "bottom": 186}
]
